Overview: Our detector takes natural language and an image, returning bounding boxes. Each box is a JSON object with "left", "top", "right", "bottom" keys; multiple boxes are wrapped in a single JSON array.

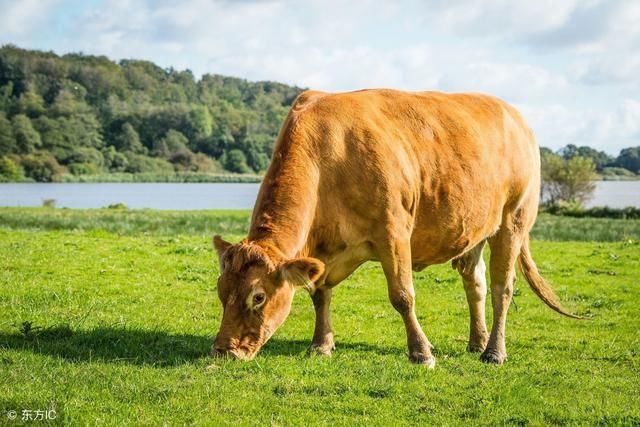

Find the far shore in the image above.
[
  {"left": 1, "top": 173, "right": 638, "bottom": 184},
  {"left": 1, "top": 172, "right": 263, "bottom": 184}
]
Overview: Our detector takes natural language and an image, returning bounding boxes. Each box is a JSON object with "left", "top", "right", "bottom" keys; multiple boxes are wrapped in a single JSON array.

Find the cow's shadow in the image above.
[{"left": 0, "top": 326, "right": 397, "bottom": 366}]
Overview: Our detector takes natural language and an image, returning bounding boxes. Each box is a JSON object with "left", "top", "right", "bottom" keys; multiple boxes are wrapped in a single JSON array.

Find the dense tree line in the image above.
[
  {"left": 539, "top": 145, "right": 640, "bottom": 207},
  {"left": 0, "top": 45, "right": 303, "bottom": 181},
  {"left": 0, "top": 45, "right": 638, "bottom": 183}
]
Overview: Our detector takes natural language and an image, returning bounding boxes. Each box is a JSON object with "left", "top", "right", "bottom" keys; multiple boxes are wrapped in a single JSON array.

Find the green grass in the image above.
[
  {"left": 0, "top": 210, "right": 639, "bottom": 425},
  {"left": 1, "top": 208, "right": 639, "bottom": 242}
]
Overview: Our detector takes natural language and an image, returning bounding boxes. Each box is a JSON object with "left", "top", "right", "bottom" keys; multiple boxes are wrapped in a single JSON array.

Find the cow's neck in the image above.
[{"left": 247, "top": 146, "right": 317, "bottom": 259}]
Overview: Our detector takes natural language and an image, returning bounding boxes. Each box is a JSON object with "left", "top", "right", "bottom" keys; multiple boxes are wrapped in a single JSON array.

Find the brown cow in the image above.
[{"left": 212, "top": 89, "right": 576, "bottom": 367}]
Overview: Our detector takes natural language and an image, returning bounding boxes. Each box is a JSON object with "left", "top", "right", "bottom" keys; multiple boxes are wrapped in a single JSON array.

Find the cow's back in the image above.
[{"left": 263, "top": 89, "right": 539, "bottom": 267}]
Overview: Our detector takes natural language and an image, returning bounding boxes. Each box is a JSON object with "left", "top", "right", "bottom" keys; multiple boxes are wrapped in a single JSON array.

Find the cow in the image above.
[{"left": 211, "top": 89, "right": 577, "bottom": 367}]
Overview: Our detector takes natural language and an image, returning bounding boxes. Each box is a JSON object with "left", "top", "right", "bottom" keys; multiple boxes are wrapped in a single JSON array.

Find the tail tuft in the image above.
[{"left": 518, "top": 238, "right": 583, "bottom": 319}]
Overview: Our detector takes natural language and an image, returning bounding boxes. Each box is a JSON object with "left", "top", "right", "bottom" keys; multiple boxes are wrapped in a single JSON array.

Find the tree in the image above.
[
  {"left": 67, "top": 146, "right": 105, "bottom": 175},
  {"left": 102, "top": 145, "right": 128, "bottom": 172},
  {"left": 0, "top": 45, "right": 306, "bottom": 178},
  {"left": 559, "top": 144, "right": 612, "bottom": 172},
  {"left": 0, "top": 112, "right": 16, "bottom": 155},
  {"left": 11, "top": 114, "right": 41, "bottom": 153},
  {"left": 13, "top": 90, "right": 46, "bottom": 117},
  {"left": 223, "top": 149, "right": 251, "bottom": 174},
  {"left": 155, "top": 129, "right": 189, "bottom": 157},
  {"left": 34, "top": 116, "right": 74, "bottom": 163},
  {"left": 615, "top": 147, "right": 640, "bottom": 174},
  {"left": 541, "top": 151, "right": 596, "bottom": 206},
  {"left": 116, "top": 122, "right": 146, "bottom": 154}
]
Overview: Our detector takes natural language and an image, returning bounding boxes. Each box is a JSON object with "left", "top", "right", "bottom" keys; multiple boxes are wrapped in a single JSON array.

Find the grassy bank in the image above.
[
  {"left": 1, "top": 209, "right": 639, "bottom": 424},
  {"left": 55, "top": 172, "right": 263, "bottom": 183},
  {"left": 1, "top": 207, "right": 639, "bottom": 242}
]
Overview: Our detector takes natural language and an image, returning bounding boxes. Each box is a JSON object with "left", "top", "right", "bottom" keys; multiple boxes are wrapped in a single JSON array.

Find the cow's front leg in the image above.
[
  {"left": 307, "top": 287, "right": 335, "bottom": 356},
  {"left": 380, "top": 238, "right": 436, "bottom": 368}
]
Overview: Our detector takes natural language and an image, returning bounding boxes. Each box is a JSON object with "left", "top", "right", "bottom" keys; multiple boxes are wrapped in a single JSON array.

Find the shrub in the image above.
[
  {"left": 544, "top": 204, "right": 640, "bottom": 220},
  {"left": 42, "top": 198, "right": 56, "bottom": 208},
  {"left": 102, "top": 146, "right": 129, "bottom": 172},
  {"left": 600, "top": 167, "right": 637, "bottom": 179},
  {"left": 0, "top": 156, "right": 22, "bottom": 181},
  {"left": 169, "top": 148, "right": 196, "bottom": 171},
  {"left": 20, "top": 151, "right": 65, "bottom": 182},
  {"left": 222, "top": 149, "right": 251, "bottom": 174},
  {"left": 541, "top": 152, "right": 596, "bottom": 207},
  {"left": 106, "top": 202, "right": 127, "bottom": 209},
  {"left": 124, "top": 151, "right": 174, "bottom": 174},
  {"left": 69, "top": 162, "right": 102, "bottom": 175},
  {"left": 67, "top": 147, "right": 104, "bottom": 168},
  {"left": 191, "top": 153, "right": 222, "bottom": 173}
]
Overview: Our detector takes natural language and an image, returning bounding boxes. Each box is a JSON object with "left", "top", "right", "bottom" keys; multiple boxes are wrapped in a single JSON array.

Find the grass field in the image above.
[{"left": 1, "top": 208, "right": 639, "bottom": 425}]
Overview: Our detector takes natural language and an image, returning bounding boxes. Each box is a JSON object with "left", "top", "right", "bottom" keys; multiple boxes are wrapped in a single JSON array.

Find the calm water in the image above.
[
  {"left": 0, "top": 183, "right": 261, "bottom": 210},
  {"left": 0, "top": 181, "right": 638, "bottom": 210}
]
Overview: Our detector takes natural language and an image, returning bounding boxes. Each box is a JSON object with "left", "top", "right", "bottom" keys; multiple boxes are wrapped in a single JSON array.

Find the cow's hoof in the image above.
[
  {"left": 467, "top": 335, "right": 488, "bottom": 353},
  {"left": 467, "top": 342, "right": 487, "bottom": 353},
  {"left": 480, "top": 349, "right": 506, "bottom": 364},
  {"left": 409, "top": 352, "right": 436, "bottom": 368},
  {"left": 307, "top": 343, "right": 334, "bottom": 357}
]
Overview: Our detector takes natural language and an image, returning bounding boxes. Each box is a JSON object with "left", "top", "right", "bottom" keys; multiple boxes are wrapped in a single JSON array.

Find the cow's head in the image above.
[{"left": 211, "top": 235, "right": 324, "bottom": 360}]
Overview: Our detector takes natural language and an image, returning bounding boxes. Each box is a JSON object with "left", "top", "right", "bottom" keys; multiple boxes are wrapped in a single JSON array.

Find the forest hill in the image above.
[{"left": 0, "top": 45, "right": 639, "bottom": 183}]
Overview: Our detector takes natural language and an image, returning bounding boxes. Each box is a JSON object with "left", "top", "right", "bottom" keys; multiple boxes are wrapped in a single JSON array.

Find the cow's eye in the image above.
[{"left": 253, "top": 292, "right": 266, "bottom": 307}]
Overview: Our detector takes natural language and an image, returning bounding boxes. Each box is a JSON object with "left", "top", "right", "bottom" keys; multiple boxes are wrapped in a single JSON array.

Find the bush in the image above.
[
  {"left": 191, "top": 153, "right": 222, "bottom": 173},
  {"left": 20, "top": 151, "right": 65, "bottom": 182},
  {"left": 0, "top": 156, "right": 22, "bottom": 181},
  {"left": 69, "top": 162, "right": 102, "bottom": 175},
  {"left": 541, "top": 152, "right": 596, "bottom": 207},
  {"left": 102, "top": 146, "right": 129, "bottom": 172},
  {"left": 222, "top": 149, "right": 251, "bottom": 174},
  {"left": 124, "top": 151, "right": 174, "bottom": 174},
  {"left": 168, "top": 148, "right": 196, "bottom": 171},
  {"left": 600, "top": 167, "right": 637, "bottom": 180},
  {"left": 67, "top": 147, "right": 104, "bottom": 169},
  {"left": 106, "top": 202, "right": 127, "bottom": 209},
  {"left": 544, "top": 204, "right": 640, "bottom": 220},
  {"left": 42, "top": 198, "right": 56, "bottom": 208}
]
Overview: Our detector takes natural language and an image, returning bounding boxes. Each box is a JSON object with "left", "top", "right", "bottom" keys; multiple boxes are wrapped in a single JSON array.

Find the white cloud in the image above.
[
  {"left": 0, "top": 0, "right": 60, "bottom": 37},
  {"left": 425, "top": 0, "right": 582, "bottom": 39},
  {"left": 519, "top": 99, "right": 640, "bottom": 153},
  {"left": 0, "top": 0, "right": 638, "bottom": 154},
  {"left": 440, "top": 62, "right": 568, "bottom": 102}
]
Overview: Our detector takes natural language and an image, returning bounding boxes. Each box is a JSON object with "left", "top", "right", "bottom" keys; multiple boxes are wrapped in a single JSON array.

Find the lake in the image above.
[{"left": 0, "top": 181, "right": 638, "bottom": 210}]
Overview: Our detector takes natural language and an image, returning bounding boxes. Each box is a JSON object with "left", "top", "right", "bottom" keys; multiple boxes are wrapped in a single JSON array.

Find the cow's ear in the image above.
[
  {"left": 213, "top": 235, "right": 232, "bottom": 254},
  {"left": 279, "top": 257, "right": 325, "bottom": 293},
  {"left": 213, "top": 235, "right": 232, "bottom": 270}
]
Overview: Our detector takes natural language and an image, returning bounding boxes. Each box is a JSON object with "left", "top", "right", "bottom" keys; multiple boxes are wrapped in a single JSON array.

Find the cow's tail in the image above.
[{"left": 518, "top": 237, "right": 582, "bottom": 319}]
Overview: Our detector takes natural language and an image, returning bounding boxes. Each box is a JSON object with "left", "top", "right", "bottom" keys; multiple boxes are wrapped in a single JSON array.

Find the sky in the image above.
[{"left": 1, "top": 0, "right": 639, "bottom": 154}]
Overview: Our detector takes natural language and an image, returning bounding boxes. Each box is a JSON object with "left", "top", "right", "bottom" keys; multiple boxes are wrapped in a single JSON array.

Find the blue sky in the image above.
[{"left": 1, "top": 0, "right": 639, "bottom": 154}]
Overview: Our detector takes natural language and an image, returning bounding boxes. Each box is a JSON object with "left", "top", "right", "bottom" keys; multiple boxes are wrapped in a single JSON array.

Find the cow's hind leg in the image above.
[
  {"left": 482, "top": 225, "right": 523, "bottom": 364},
  {"left": 379, "top": 237, "right": 435, "bottom": 367},
  {"left": 308, "top": 287, "right": 335, "bottom": 356},
  {"left": 454, "top": 241, "right": 489, "bottom": 352}
]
